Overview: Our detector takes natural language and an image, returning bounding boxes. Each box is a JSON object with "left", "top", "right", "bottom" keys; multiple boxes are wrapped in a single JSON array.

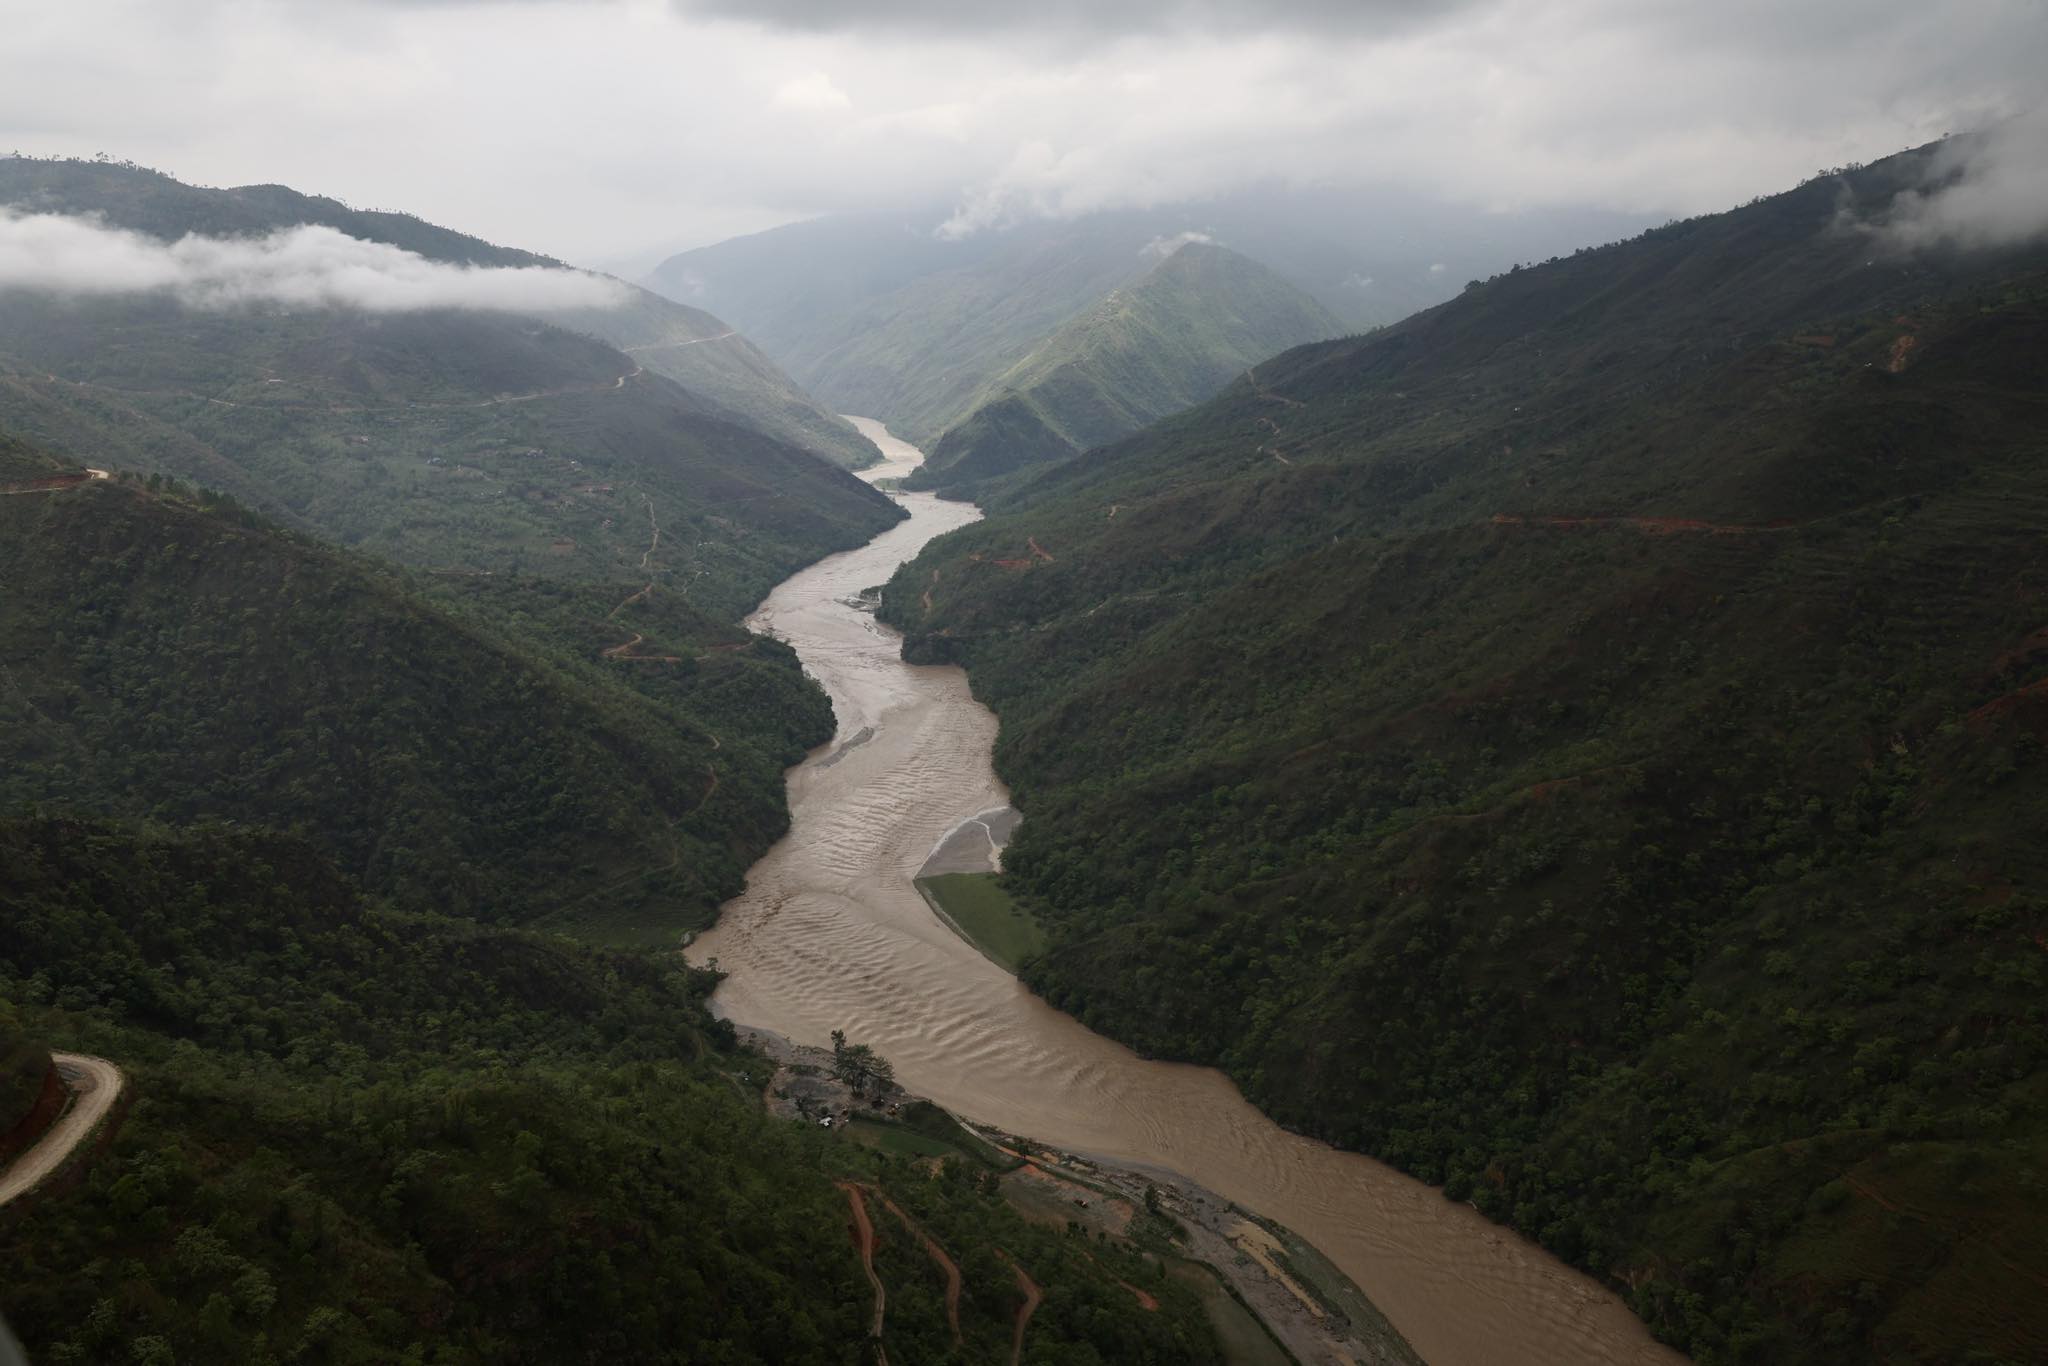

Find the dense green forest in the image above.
[
  {"left": 0, "top": 814, "right": 1217, "bottom": 1364},
  {"left": 908, "top": 243, "right": 1342, "bottom": 493},
  {"left": 0, "top": 469, "right": 834, "bottom": 941},
  {"left": 882, "top": 138, "right": 2048, "bottom": 1363},
  {"left": 0, "top": 999, "right": 50, "bottom": 1154},
  {"left": 0, "top": 159, "right": 878, "bottom": 471},
  {"left": 0, "top": 150, "right": 1220, "bottom": 1353},
  {"left": 0, "top": 293, "right": 900, "bottom": 608}
]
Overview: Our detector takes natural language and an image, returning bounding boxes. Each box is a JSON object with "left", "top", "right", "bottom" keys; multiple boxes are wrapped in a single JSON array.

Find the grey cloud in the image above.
[
  {"left": 1139, "top": 230, "right": 1216, "bottom": 258},
  {"left": 1876, "top": 110, "right": 2048, "bottom": 252},
  {"left": 5, "top": 0, "right": 2042, "bottom": 266},
  {"left": 0, "top": 211, "right": 629, "bottom": 311},
  {"left": 672, "top": 0, "right": 1476, "bottom": 39}
]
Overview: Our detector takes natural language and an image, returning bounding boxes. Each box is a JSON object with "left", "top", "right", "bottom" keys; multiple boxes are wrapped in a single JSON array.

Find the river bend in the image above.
[{"left": 692, "top": 417, "right": 1685, "bottom": 1366}]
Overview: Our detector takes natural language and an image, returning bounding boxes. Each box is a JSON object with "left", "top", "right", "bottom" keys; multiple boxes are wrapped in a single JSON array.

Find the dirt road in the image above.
[
  {"left": 0, "top": 1054, "right": 123, "bottom": 1207},
  {"left": 879, "top": 1192, "right": 963, "bottom": 1346},
  {"left": 624, "top": 331, "right": 736, "bottom": 352},
  {"left": 0, "top": 468, "right": 107, "bottom": 496},
  {"left": 837, "top": 1181, "right": 888, "bottom": 1344},
  {"left": 1000, "top": 1251, "right": 1042, "bottom": 1366}
]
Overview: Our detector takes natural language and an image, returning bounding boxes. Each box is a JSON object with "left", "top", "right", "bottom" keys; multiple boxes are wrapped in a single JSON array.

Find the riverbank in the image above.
[
  {"left": 735, "top": 1022, "right": 1419, "bottom": 1366},
  {"left": 691, "top": 417, "right": 1688, "bottom": 1366}
]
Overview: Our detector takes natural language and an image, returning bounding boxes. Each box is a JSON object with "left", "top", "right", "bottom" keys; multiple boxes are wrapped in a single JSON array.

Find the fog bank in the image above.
[{"left": 0, "top": 212, "right": 629, "bottom": 312}]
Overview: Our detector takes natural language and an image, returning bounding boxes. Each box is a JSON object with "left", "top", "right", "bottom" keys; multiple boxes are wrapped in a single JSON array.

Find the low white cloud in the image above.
[
  {"left": 1139, "top": 229, "right": 1216, "bottom": 258},
  {"left": 773, "top": 71, "right": 851, "bottom": 111},
  {"left": 1427, "top": 262, "right": 1446, "bottom": 273},
  {"left": 0, "top": 211, "right": 630, "bottom": 312},
  {"left": 1875, "top": 109, "right": 2048, "bottom": 252},
  {"left": 1344, "top": 272, "right": 1374, "bottom": 288}
]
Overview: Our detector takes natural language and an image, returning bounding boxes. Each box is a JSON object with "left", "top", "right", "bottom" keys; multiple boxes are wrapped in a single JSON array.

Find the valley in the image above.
[
  {"left": 0, "top": 35, "right": 2041, "bottom": 1354},
  {"left": 692, "top": 419, "right": 1683, "bottom": 1366}
]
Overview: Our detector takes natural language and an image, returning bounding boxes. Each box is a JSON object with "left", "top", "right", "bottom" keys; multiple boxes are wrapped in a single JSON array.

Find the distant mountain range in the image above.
[
  {"left": 879, "top": 136, "right": 2048, "bottom": 1364},
  {"left": 909, "top": 241, "right": 1345, "bottom": 492},
  {"left": 644, "top": 188, "right": 1650, "bottom": 444}
]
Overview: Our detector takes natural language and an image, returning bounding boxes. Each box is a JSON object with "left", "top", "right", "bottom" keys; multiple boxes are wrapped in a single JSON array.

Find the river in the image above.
[{"left": 691, "top": 417, "right": 1686, "bottom": 1366}]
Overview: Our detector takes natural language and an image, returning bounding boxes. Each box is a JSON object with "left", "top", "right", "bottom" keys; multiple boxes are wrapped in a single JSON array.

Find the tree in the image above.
[{"left": 830, "top": 1040, "right": 894, "bottom": 1099}]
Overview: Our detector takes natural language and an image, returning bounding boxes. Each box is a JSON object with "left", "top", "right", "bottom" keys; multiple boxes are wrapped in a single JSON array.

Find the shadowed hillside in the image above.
[
  {"left": 0, "top": 814, "right": 1219, "bottom": 1364},
  {"left": 0, "top": 466, "right": 830, "bottom": 939},
  {"left": 880, "top": 137, "right": 2048, "bottom": 1363}
]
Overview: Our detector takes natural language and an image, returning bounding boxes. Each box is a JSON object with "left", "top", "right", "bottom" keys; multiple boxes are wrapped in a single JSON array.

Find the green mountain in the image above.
[
  {"left": 555, "top": 287, "right": 880, "bottom": 469},
  {"left": 0, "top": 159, "right": 877, "bottom": 470},
  {"left": 756, "top": 219, "right": 1155, "bottom": 448},
  {"left": 0, "top": 813, "right": 1218, "bottom": 1364},
  {"left": 0, "top": 168, "right": 1221, "bottom": 1365},
  {"left": 0, "top": 466, "right": 830, "bottom": 942},
  {"left": 645, "top": 194, "right": 1651, "bottom": 397},
  {"left": 908, "top": 242, "right": 1343, "bottom": 492},
  {"left": 879, "top": 138, "right": 2048, "bottom": 1363}
]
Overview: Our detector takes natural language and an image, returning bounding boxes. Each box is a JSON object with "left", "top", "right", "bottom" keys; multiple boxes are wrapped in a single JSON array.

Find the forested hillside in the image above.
[
  {"left": 882, "top": 138, "right": 2048, "bottom": 1363},
  {"left": 0, "top": 159, "right": 878, "bottom": 470},
  {"left": 0, "top": 469, "right": 826, "bottom": 941},
  {"left": 0, "top": 292, "right": 900, "bottom": 612},
  {"left": 0, "top": 1001, "right": 51, "bottom": 1162},
  {"left": 0, "top": 814, "right": 1217, "bottom": 1364},
  {"left": 909, "top": 242, "right": 1342, "bottom": 493}
]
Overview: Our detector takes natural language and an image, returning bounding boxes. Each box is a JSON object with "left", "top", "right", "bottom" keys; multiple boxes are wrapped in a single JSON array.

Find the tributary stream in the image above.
[{"left": 692, "top": 418, "right": 1685, "bottom": 1366}]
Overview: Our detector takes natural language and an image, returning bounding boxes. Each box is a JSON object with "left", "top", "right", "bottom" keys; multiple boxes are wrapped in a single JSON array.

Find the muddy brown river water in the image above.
[{"left": 692, "top": 417, "right": 1687, "bottom": 1366}]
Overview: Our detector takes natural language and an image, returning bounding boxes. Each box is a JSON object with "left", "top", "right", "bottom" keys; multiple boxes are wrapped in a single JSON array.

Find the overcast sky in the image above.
[{"left": 1, "top": 0, "right": 2040, "bottom": 271}]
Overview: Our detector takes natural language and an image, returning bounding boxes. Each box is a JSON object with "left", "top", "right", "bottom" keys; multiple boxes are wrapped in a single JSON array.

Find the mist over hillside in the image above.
[{"left": 643, "top": 188, "right": 1644, "bottom": 464}]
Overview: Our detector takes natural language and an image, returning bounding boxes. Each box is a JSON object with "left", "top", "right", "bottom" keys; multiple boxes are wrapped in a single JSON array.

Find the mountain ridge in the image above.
[
  {"left": 908, "top": 240, "right": 1345, "bottom": 492},
  {"left": 877, "top": 136, "right": 2048, "bottom": 1363},
  {"left": 0, "top": 158, "right": 880, "bottom": 470}
]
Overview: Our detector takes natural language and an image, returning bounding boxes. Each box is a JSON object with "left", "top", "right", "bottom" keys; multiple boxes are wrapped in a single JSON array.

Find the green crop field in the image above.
[{"left": 917, "top": 873, "right": 1049, "bottom": 973}]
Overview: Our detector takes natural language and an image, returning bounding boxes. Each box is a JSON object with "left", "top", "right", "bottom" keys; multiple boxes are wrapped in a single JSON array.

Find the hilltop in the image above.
[
  {"left": 0, "top": 158, "right": 878, "bottom": 469},
  {"left": 0, "top": 462, "right": 831, "bottom": 940},
  {"left": 908, "top": 242, "right": 1343, "bottom": 493},
  {"left": 879, "top": 137, "right": 2048, "bottom": 1362}
]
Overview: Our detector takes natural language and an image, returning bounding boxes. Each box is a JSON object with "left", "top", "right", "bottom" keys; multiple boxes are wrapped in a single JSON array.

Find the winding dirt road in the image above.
[
  {"left": 836, "top": 1180, "right": 889, "bottom": 1360},
  {"left": 879, "top": 1191, "right": 963, "bottom": 1346},
  {"left": 0, "top": 1054, "right": 123, "bottom": 1207},
  {"left": 1000, "top": 1251, "right": 1042, "bottom": 1366}
]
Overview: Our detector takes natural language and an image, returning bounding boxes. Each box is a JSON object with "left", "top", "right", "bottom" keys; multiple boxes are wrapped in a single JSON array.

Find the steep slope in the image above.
[
  {"left": 0, "top": 814, "right": 1217, "bottom": 1365},
  {"left": 909, "top": 242, "right": 1344, "bottom": 491},
  {"left": 554, "top": 286, "right": 880, "bottom": 468},
  {"left": 0, "top": 289, "right": 897, "bottom": 613},
  {"left": 0, "top": 1004, "right": 53, "bottom": 1168},
  {"left": 0, "top": 466, "right": 828, "bottom": 940},
  {"left": 0, "top": 159, "right": 881, "bottom": 510},
  {"left": 762, "top": 217, "right": 1157, "bottom": 447},
  {"left": 879, "top": 138, "right": 2048, "bottom": 1363}
]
